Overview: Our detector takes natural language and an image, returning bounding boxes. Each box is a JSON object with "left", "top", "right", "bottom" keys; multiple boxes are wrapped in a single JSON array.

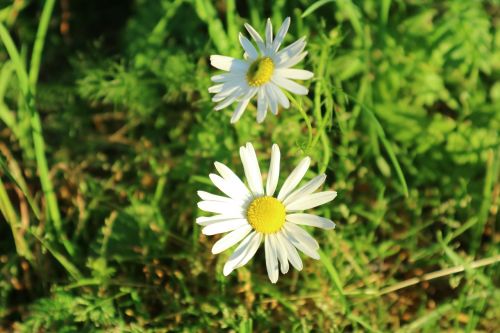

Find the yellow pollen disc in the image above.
[
  {"left": 246, "top": 196, "right": 286, "bottom": 234},
  {"left": 246, "top": 57, "right": 274, "bottom": 87}
]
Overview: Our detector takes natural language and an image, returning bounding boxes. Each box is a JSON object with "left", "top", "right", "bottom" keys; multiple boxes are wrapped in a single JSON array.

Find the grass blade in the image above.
[
  {"left": 28, "top": 0, "right": 56, "bottom": 90},
  {"left": 0, "top": 175, "right": 33, "bottom": 261},
  {"left": 318, "top": 249, "right": 346, "bottom": 302},
  {"left": 302, "top": 0, "right": 336, "bottom": 18},
  {"left": 472, "top": 147, "right": 500, "bottom": 252},
  {"left": 346, "top": 94, "right": 409, "bottom": 197},
  {"left": 0, "top": 15, "right": 72, "bottom": 254},
  {"left": 28, "top": 228, "right": 82, "bottom": 280},
  {"left": 0, "top": 153, "right": 40, "bottom": 219},
  {"left": 396, "top": 292, "right": 497, "bottom": 333},
  {"left": 0, "top": 23, "right": 29, "bottom": 92}
]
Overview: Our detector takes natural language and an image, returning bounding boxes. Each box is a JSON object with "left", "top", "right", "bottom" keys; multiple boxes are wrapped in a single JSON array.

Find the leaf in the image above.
[{"left": 302, "top": 0, "right": 336, "bottom": 18}]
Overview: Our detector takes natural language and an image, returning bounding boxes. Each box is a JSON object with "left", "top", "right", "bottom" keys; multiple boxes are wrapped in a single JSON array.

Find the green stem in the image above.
[
  {"left": 286, "top": 92, "right": 313, "bottom": 152},
  {"left": 0, "top": 0, "right": 73, "bottom": 254},
  {"left": 0, "top": 176, "right": 33, "bottom": 261},
  {"left": 0, "top": 24, "right": 29, "bottom": 89},
  {"left": 28, "top": 0, "right": 74, "bottom": 255},
  {"left": 153, "top": 174, "right": 167, "bottom": 206},
  {"left": 0, "top": 154, "right": 41, "bottom": 219},
  {"left": 26, "top": 0, "right": 62, "bottom": 231},
  {"left": 29, "top": 0, "right": 56, "bottom": 89}
]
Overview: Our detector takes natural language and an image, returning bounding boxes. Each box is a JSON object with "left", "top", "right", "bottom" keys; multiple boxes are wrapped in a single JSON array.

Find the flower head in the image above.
[
  {"left": 197, "top": 143, "right": 337, "bottom": 283},
  {"left": 209, "top": 18, "right": 313, "bottom": 124}
]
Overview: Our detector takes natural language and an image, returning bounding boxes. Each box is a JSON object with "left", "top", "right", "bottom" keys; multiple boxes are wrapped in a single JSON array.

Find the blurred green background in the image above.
[{"left": 0, "top": 0, "right": 499, "bottom": 332}]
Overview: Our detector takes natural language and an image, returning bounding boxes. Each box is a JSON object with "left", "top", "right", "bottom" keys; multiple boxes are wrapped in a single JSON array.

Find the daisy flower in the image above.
[
  {"left": 196, "top": 143, "right": 337, "bottom": 283},
  {"left": 209, "top": 17, "right": 313, "bottom": 123}
]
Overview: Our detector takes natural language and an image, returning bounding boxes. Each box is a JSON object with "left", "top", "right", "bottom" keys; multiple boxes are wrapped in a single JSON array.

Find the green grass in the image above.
[{"left": 1, "top": 0, "right": 499, "bottom": 332}]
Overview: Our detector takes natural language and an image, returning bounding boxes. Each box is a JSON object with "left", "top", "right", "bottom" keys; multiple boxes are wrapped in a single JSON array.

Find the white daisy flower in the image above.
[
  {"left": 196, "top": 143, "right": 337, "bottom": 283},
  {"left": 209, "top": 17, "right": 313, "bottom": 124}
]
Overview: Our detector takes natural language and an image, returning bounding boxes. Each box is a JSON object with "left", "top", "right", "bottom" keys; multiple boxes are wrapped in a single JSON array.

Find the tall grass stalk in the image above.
[{"left": 0, "top": 0, "right": 73, "bottom": 254}]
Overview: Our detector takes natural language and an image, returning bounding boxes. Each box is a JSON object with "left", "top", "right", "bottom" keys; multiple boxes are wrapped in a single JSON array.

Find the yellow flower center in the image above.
[
  {"left": 246, "top": 57, "right": 274, "bottom": 87},
  {"left": 246, "top": 196, "right": 286, "bottom": 234}
]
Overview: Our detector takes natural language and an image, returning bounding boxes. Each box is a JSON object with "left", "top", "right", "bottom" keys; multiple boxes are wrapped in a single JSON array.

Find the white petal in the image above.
[
  {"left": 230, "top": 88, "right": 258, "bottom": 123},
  {"left": 279, "top": 51, "right": 308, "bottom": 69},
  {"left": 244, "top": 23, "right": 264, "bottom": 42},
  {"left": 239, "top": 143, "right": 264, "bottom": 196},
  {"left": 275, "top": 38, "right": 306, "bottom": 65},
  {"left": 223, "top": 231, "right": 262, "bottom": 276},
  {"left": 277, "top": 157, "right": 311, "bottom": 201},
  {"left": 276, "top": 232, "right": 302, "bottom": 270},
  {"left": 244, "top": 23, "right": 265, "bottom": 53},
  {"left": 214, "top": 161, "right": 242, "bottom": 182},
  {"left": 210, "top": 55, "right": 233, "bottom": 71},
  {"left": 233, "top": 232, "right": 262, "bottom": 269},
  {"left": 270, "top": 84, "right": 290, "bottom": 109},
  {"left": 214, "top": 162, "right": 251, "bottom": 199},
  {"left": 212, "top": 225, "right": 253, "bottom": 254},
  {"left": 264, "top": 235, "right": 279, "bottom": 283},
  {"left": 283, "top": 224, "right": 320, "bottom": 259},
  {"left": 272, "top": 17, "right": 290, "bottom": 52},
  {"left": 239, "top": 33, "right": 259, "bottom": 60},
  {"left": 283, "top": 174, "right": 326, "bottom": 205},
  {"left": 286, "top": 191, "right": 337, "bottom": 211},
  {"left": 197, "top": 200, "right": 244, "bottom": 215},
  {"left": 286, "top": 213, "right": 335, "bottom": 229},
  {"left": 275, "top": 68, "right": 314, "bottom": 80},
  {"left": 202, "top": 219, "right": 249, "bottom": 235},
  {"left": 246, "top": 143, "right": 265, "bottom": 195},
  {"left": 213, "top": 91, "right": 240, "bottom": 103},
  {"left": 197, "top": 215, "right": 243, "bottom": 226},
  {"left": 271, "top": 233, "right": 289, "bottom": 274},
  {"left": 256, "top": 88, "right": 268, "bottom": 123},
  {"left": 210, "top": 55, "right": 249, "bottom": 72},
  {"left": 197, "top": 191, "right": 236, "bottom": 203},
  {"left": 222, "top": 232, "right": 253, "bottom": 275},
  {"left": 209, "top": 173, "right": 249, "bottom": 201},
  {"left": 272, "top": 75, "right": 308, "bottom": 95},
  {"left": 212, "top": 82, "right": 244, "bottom": 102},
  {"left": 265, "top": 18, "right": 273, "bottom": 48},
  {"left": 211, "top": 73, "right": 239, "bottom": 83},
  {"left": 264, "top": 84, "right": 278, "bottom": 115},
  {"left": 208, "top": 84, "right": 223, "bottom": 93},
  {"left": 285, "top": 222, "right": 319, "bottom": 249},
  {"left": 231, "top": 98, "right": 251, "bottom": 123},
  {"left": 266, "top": 144, "right": 280, "bottom": 197},
  {"left": 214, "top": 87, "right": 246, "bottom": 110}
]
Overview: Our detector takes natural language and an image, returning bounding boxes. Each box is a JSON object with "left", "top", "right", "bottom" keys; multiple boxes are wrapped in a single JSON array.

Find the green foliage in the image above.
[
  {"left": 0, "top": 0, "right": 499, "bottom": 332},
  {"left": 20, "top": 291, "right": 132, "bottom": 333},
  {"left": 76, "top": 60, "right": 161, "bottom": 117}
]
